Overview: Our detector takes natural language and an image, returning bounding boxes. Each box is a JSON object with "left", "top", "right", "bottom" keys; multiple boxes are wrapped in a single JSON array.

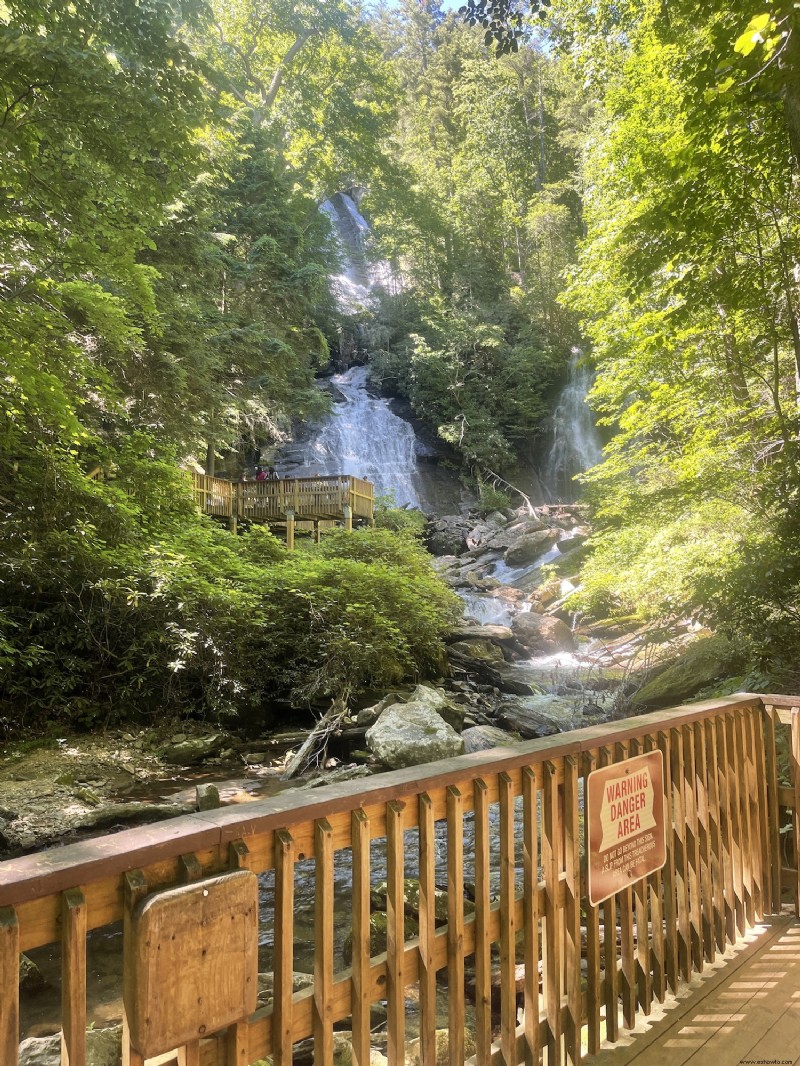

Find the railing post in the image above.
[
  {"left": 229, "top": 482, "right": 238, "bottom": 535},
  {"left": 792, "top": 709, "right": 800, "bottom": 916},
  {"left": 343, "top": 504, "right": 353, "bottom": 532},
  {"left": 0, "top": 907, "right": 19, "bottom": 1066},
  {"left": 285, "top": 509, "right": 295, "bottom": 551}
]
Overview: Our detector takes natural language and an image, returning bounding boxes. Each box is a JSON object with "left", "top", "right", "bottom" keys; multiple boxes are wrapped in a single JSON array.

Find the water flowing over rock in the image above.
[
  {"left": 542, "top": 350, "right": 603, "bottom": 502},
  {"left": 319, "top": 191, "right": 397, "bottom": 314}
]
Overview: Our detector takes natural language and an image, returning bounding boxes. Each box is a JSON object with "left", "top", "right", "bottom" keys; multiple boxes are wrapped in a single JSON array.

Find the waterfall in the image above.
[
  {"left": 304, "top": 365, "right": 424, "bottom": 508},
  {"left": 319, "top": 192, "right": 398, "bottom": 314},
  {"left": 542, "top": 351, "right": 603, "bottom": 502}
]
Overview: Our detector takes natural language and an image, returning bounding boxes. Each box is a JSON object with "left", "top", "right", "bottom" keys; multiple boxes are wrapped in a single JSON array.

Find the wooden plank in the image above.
[
  {"left": 0, "top": 907, "right": 19, "bottom": 1066},
  {"left": 742, "top": 708, "right": 764, "bottom": 919},
  {"left": 628, "top": 738, "right": 652, "bottom": 1018},
  {"left": 615, "top": 741, "right": 636, "bottom": 1030},
  {"left": 386, "top": 800, "right": 406, "bottom": 1066},
  {"left": 763, "top": 706, "right": 782, "bottom": 912},
  {"left": 447, "top": 786, "right": 465, "bottom": 1066},
  {"left": 669, "top": 728, "right": 691, "bottom": 981},
  {"left": 723, "top": 713, "right": 746, "bottom": 934},
  {"left": 714, "top": 716, "right": 736, "bottom": 945},
  {"left": 61, "top": 888, "right": 87, "bottom": 1066},
  {"left": 733, "top": 709, "right": 755, "bottom": 928},
  {"left": 793, "top": 710, "right": 800, "bottom": 916},
  {"left": 521, "top": 767, "right": 541, "bottom": 1066},
  {"left": 542, "top": 759, "right": 562, "bottom": 1065},
  {"left": 122, "top": 872, "right": 148, "bottom": 1066},
  {"left": 418, "top": 793, "right": 437, "bottom": 1066},
  {"left": 313, "top": 819, "right": 334, "bottom": 1066},
  {"left": 474, "top": 779, "right": 492, "bottom": 1066},
  {"left": 499, "top": 772, "right": 517, "bottom": 1066},
  {"left": 351, "top": 809, "right": 371, "bottom": 1066},
  {"left": 563, "top": 755, "right": 581, "bottom": 1064},
  {"left": 692, "top": 721, "right": 713, "bottom": 964},
  {"left": 643, "top": 734, "right": 665, "bottom": 1004},
  {"left": 751, "top": 708, "right": 771, "bottom": 916},
  {"left": 598, "top": 745, "right": 620, "bottom": 1042},
  {"left": 273, "top": 830, "right": 295, "bottom": 1066},
  {"left": 703, "top": 719, "right": 725, "bottom": 954},
  {"left": 581, "top": 753, "right": 601, "bottom": 1053},
  {"left": 224, "top": 1021, "right": 249, "bottom": 1066},
  {"left": 681, "top": 724, "right": 703, "bottom": 973}
]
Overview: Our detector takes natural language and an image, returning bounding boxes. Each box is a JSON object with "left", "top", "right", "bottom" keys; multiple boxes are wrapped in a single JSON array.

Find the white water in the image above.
[
  {"left": 306, "top": 365, "right": 423, "bottom": 508},
  {"left": 543, "top": 350, "right": 603, "bottom": 502},
  {"left": 319, "top": 192, "right": 398, "bottom": 313}
]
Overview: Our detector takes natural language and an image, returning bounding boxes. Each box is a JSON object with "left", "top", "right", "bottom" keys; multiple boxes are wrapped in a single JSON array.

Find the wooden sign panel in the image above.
[
  {"left": 124, "top": 870, "right": 259, "bottom": 1057},
  {"left": 587, "top": 751, "right": 666, "bottom": 906}
]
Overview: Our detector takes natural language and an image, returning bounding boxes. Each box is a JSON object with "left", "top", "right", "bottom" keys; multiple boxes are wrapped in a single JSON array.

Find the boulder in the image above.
[
  {"left": 19, "top": 954, "right": 48, "bottom": 994},
  {"left": 465, "top": 522, "right": 498, "bottom": 550},
  {"left": 405, "top": 683, "right": 465, "bottom": 732},
  {"left": 195, "top": 783, "right": 221, "bottom": 811},
  {"left": 497, "top": 695, "right": 577, "bottom": 738},
  {"left": 76, "top": 801, "right": 190, "bottom": 832},
  {"left": 511, "top": 613, "right": 575, "bottom": 654},
  {"left": 483, "top": 510, "right": 508, "bottom": 529},
  {"left": 462, "top": 725, "right": 519, "bottom": 754},
  {"left": 446, "top": 624, "right": 514, "bottom": 643},
  {"left": 427, "top": 514, "right": 473, "bottom": 556},
  {"left": 407, "top": 1029, "right": 477, "bottom": 1066},
  {"left": 162, "top": 734, "right": 226, "bottom": 765},
  {"left": 258, "top": 970, "right": 314, "bottom": 1006},
  {"left": 365, "top": 699, "right": 464, "bottom": 770},
  {"left": 480, "top": 661, "right": 541, "bottom": 695},
  {"left": 332, "top": 1032, "right": 388, "bottom": 1066},
  {"left": 446, "top": 639, "right": 505, "bottom": 666},
  {"left": 19, "top": 1026, "right": 121, "bottom": 1066},
  {"left": 634, "top": 634, "right": 746, "bottom": 708},
  {"left": 504, "top": 528, "right": 559, "bottom": 566},
  {"left": 357, "top": 691, "right": 404, "bottom": 728}
]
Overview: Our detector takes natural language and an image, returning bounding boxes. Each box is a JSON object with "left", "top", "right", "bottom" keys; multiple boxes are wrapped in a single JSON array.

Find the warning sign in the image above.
[{"left": 587, "top": 751, "right": 666, "bottom": 906}]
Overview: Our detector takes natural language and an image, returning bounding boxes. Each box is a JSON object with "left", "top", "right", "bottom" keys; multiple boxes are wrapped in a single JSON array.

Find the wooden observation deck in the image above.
[{"left": 191, "top": 472, "right": 375, "bottom": 546}]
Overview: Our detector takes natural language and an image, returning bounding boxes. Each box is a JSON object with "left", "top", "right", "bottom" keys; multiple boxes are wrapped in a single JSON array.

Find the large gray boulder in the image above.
[
  {"left": 405, "top": 683, "right": 465, "bottom": 732},
  {"left": 446, "top": 624, "right": 514, "bottom": 643},
  {"left": 446, "top": 639, "right": 505, "bottom": 667},
  {"left": 427, "top": 515, "right": 473, "bottom": 556},
  {"left": 366, "top": 697, "right": 464, "bottom": 770},
  {"left": 497, "top": 695, "right": 577, "bottom": 738},
  {"left": 161, "top": 734, "right": 226, "bottom": 765},
  {"left": 504, "top": 528, "right": 559, "bottom": 566},
  {"left": 19, "top": 1026, "right": 121, "bottom": 1066},
  {"left": 511, "top": 613, "right": 574, "bottom": 654},
  {"left": 462, "top": 725, "right": 519, "bottom": 754},
  {"left": 633, "top": 634, "right": 746, "bottom": 708}
]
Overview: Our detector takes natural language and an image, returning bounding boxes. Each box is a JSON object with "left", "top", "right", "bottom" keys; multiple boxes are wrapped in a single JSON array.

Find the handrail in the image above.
[
  {"left": 1, "top": 692, "right": 796, "bottom": 1066},
  {"left": 190, "top": 472, "right": 375, "bottom": 525}
]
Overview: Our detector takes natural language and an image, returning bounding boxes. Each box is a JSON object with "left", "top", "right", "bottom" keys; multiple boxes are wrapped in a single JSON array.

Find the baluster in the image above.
[
  {"left": 313, "top": 819, "right": 334, "bottom": 1066},
  {"left": 581, "top": 754, "right": 601, "bottom": 1054},
  {"left": 386, "top": 800, "right": 405, "bottom": 1066},
  {"left": 61, "top": 889, "right": 87, "bottom": 1066},
  {"left": 543, "top": 760, "right": 562, "bottom": 1064},
  {"left": 352, "top": 809, "right": 371, "bottom": 1066},
  {"left": 418, "top": 793, "right": 437, "bottom": 1066},
  {"left": 447, "top": 786, "right": 465, "bottom": 1066},
  {"left": 0, "top": 906, "right": 19, "bottom": 1066},
  {"left": 474, "top": 779, "right": 492, "bottom": 1066},
  {"left": 598, "top": 745, "right": 620, "bottom": 1040},
  {"left": 274, "top": 829, "right": 295, "bottom": 1066}
]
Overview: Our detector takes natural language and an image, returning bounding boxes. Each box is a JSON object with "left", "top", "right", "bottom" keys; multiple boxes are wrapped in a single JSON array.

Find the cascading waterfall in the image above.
[
  {"left": 305, "top": 365, "right": 423, "bottom": 508},
  {"left": 542, "top": 349, "right": 603, "bottom": 502}
]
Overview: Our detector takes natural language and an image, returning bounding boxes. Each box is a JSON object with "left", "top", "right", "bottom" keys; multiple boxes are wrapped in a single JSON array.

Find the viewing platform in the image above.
[
  {"left": 191, "top": 472, "right": 375, "bottom": 545},
  {"left": 1, "top": 693, "right": 799, "bottom": 1066}
]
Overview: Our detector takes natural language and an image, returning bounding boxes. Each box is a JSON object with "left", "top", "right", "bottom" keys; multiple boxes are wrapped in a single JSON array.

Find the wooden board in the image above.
[{"left": 124, "top": 870, "right": 258, "bottom": 1057}]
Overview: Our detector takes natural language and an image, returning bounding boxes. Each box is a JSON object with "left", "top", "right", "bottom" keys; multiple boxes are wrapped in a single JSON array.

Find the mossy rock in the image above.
[{"left": 634, "top": 635, "right": 747, "bottom": 708}]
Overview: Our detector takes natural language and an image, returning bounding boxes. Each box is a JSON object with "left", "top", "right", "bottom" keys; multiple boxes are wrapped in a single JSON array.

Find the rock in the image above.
[
  {"left": 162, "top": 734, "right": 226, "bottom": 765},
  {"left": 306, "top": 765, "right": 372, "bottom": 788},
  {"left": 195, "top": 783, "right": 221, "bottom": 811},
  {"left": 426, "top": 514, "right": 473, "bottom": 556},
  {"left": 258, "top": 970, "right": 314, "bottom": 1006},
  {"left": 76, "top": 801, "right": 190, "bottom": 831},
  {"left": 332, "top": 1031, "right": 388, "bottom": 1066},
  {"left": 244, "top": 752, "right": 267, "bottom": 764},
  {"left": 497, "top": 695, "right": 578, "bottom": 737},
  {"left": 634, "top": 634, "right": 746, "bottom": 708},
  {"left": 19, "top": 954, "right": 48, "bottom": 994},
  {"left": 407, "top": 1028, "right": 477, "bottom": 1066},
  {"left": 504, "top": 528, "right": 559, "bottom": 566},
  {"left": 446, "top": 625, "right": 513, "bottom": 643},
  {"left": 483, "top": 510, "right": 508, "bottom": 529},
  {"left": 405, "top": 683, "right": 465, "bottom": 732},
  {"left": 511, "top": 613, "right": 575, "bottom": 654},
  {"left": 357, "top": 691, "right": 403, "bottom": 728},
  {"left": 557, "top": 531, "right": 588, "bottom": 553},
  {"left": 461, "top": 725, "right": 519, "bottom": 753},
  {"left": 341, "top": 911, "right": 419, "bottom": 966},
  {"left": 19, "top": 1025, "right": 121, "bottom": 1066},
  {"left": 480, "top": 661, "right": 541, "bottom": 695},
  {"left": 365, "top": 699, "right": 464, "bottom": 770},
  {"left": 447, "top": 639, "right": 505, "bottom": 666}
]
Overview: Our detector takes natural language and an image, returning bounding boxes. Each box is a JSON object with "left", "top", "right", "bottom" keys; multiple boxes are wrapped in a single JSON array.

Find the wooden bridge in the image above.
[
  {"left": 1, "top": 693, "right": 799, "bottom": 1066},
  {"left": 191, "top": 473, "right": 375, "bottom": 546}
]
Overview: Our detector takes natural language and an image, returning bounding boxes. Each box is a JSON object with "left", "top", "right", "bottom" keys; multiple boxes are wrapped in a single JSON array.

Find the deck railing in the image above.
[
  {"left": 1, "top": 694, "right": 799, "bottom": 1066},
  {"left": 190, "top": 473, "right": 375, "bottom": 524}
]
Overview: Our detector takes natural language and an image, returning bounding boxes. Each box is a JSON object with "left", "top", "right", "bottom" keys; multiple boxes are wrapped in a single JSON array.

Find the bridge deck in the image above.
[{"left": 585, "top": 915, "right": 800, "bottom": 1066}]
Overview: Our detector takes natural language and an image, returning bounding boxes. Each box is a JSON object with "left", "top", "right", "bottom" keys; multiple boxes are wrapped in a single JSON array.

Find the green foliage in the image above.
[{"left": 478, "top": 483, "right": 512, "bottom": 516}]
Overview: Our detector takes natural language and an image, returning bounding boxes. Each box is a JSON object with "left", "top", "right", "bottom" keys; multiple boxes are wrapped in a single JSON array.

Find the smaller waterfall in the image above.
[
  {"left": 542, "top": 351, "right": 603, "bottom": 502},
  {"left": 319, "top": 192, "right": 398, "bottom": 314},
  {"left": 305, "top": 366, "right": 423, "bottom": 508}
]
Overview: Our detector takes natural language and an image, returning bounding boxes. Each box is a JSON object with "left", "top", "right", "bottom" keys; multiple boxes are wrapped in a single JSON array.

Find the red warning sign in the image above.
[{"left": 587, "top": 750, "right": 666, "bottom": 906}]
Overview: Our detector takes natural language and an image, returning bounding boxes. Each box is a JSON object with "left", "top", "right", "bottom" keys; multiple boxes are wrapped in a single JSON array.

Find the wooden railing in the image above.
[
  {"left": 190, "top": 473, "right": 375, "bottom": 524},
  {"left": 1, "top": 693, "right": 798, "bottom": 1066}
]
